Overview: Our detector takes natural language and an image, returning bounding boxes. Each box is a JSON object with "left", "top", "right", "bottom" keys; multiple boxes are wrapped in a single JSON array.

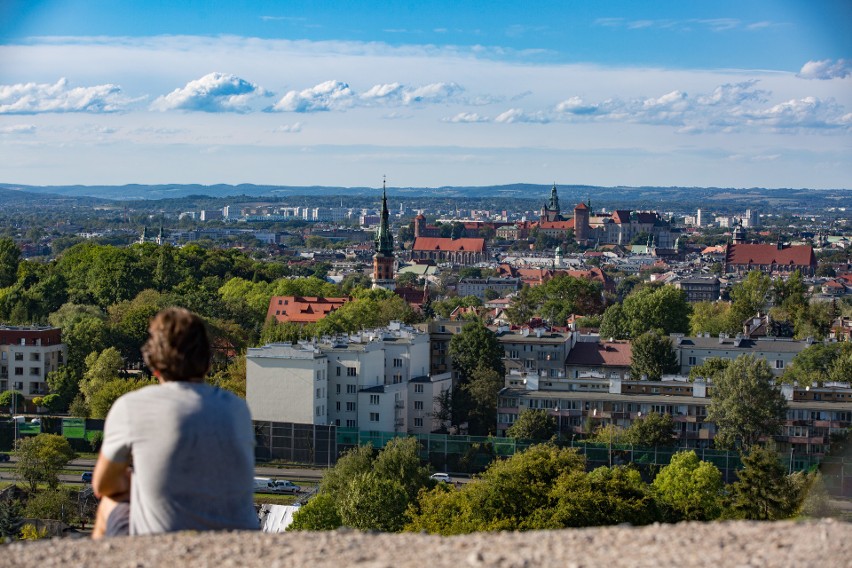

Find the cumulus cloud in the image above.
[
  {"left": 444, "top": 112, "right": 489, "bottom": 123},
  {"left": 494, "top": 108, "right": 550, "bottom": 124},
  {"left": 0, "top": 78, "right": 127, "bottom": 114},
  {"left": 743, "top": 96, "right": 852, "bottom": 129},
  {"left": 271, "top": 80, "right": 354, "bottom": 112},
  {"left": 360, "top": 81, "right": 464, "bottom": 106},
  {"left": 151, "top": 72, "right": 269, "bottom": 112},
  {"left": 797, "top": 59, "right": 851, "bottom": 80},
  {"left": 696, "top": 80, "right": 769, "bottom": 106},
  {"left": 555, "top": 96, "right": 602, "bottom": 115}
]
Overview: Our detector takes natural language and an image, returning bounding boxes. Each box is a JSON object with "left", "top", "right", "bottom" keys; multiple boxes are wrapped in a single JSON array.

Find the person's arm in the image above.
[{"left": 92, "top": 453, "right": 131, "bottom": 499}]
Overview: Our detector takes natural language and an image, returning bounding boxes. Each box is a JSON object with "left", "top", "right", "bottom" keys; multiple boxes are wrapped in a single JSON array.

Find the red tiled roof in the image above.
[
  {"left": 725, "top": 243, "right": 816, "bottom": 268},
  {"left": 574, "top": 202, "right": 588, "bottom": 210},
  {"left": 565, "top": 341, "right": 632, "bottom": 367},
  {"left": 267, "top": 296, "right": 350, "bottom": 324},
  {"left": 412, "top": 237, "right": 486, "bottom": 252},
  {"left": 612, "top": 210, "right": 631, "bottom": 224}
]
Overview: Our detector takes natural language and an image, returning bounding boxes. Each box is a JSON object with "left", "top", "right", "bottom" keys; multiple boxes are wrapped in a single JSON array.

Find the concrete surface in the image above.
[{"left": 7, "top": 519, "right": 850, "bottom": 568}]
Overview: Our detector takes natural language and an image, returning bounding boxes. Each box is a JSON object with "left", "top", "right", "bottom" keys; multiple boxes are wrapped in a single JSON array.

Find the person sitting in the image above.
[{"left": 92, "top": 307, "right": 258, "bottom": 537}]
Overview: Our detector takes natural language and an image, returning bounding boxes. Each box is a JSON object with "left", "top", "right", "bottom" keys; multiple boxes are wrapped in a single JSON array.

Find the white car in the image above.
[{"left": 430, "top": 473, "right": 452, "bottom": 483}]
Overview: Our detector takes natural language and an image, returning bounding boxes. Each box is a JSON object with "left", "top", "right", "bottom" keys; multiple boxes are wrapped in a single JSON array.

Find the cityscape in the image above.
[{"left": 0, "top": 0, "right": 850, "bottom": 565}]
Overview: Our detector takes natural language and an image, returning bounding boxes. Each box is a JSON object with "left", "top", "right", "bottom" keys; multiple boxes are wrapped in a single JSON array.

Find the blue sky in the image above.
[{"left": 0, "top": 1, "right": 850, "bottom": 189}]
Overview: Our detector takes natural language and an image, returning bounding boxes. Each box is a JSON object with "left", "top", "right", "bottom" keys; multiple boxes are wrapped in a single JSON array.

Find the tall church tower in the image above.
[
  {"left": 372, "top": 179, "right": 396, "bottom": 290},
  {"left": 540, "top": 183, "right": 562, "bottom": 222}
]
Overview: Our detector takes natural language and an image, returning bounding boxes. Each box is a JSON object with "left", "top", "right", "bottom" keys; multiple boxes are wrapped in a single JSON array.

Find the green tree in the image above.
[
  {"left": 688, "top": 357, "right": 730, "bottom": 381},
  {"left": 208, "top": 355, "right": 246, "bottom": 398},
  {"left": 624, "top": 412, "right": 676, "bottom": 447},
  {"left": 706, "top": 355, "right": 788, "bottom": 452},
  {"left": 462, "top": 365, "right": 504, "bottom": 435},
  {"left": 371, "top": 436, "right": 431, "bottom": 503},
  {"left": 689, "top": 301, "right": 733, "bottom": 336},
  {"left": 726, "top": 447, "right": 796, "bottom": 520},
  {"left": 0, "top": 499, "right": 23, "bottom": 541},
  {"left": 449, "top": 320, "right": 505, "bottom": 381},
  {"left": 319, "top": 444, "right": 375, "bottom": 502},
  {"left": 652, "top": 450, "right": 723, "bottom": 521},
  {"left": 0, "top": 390, "right": 25, "bottom": 414},
  {"left": 728, "top": 270, "right": 771, "bottom": 328},
  {"left": 287, "top": 493, "right": 342, "bottom": 531},
  {"left": 38, "top": 394, "right": 64, "bottom": 414},
  {"left": 629, "top": 330, "right": 679, "bottom": 381},
  {"left": 79, "top": 347, "right": 124, "bottom": 407},
  {"left": 504, "top": 286, "right": 537, "bottom": 325},
  {"left": 0, "top": 237, "right": 21, "bottom": 288},
  {"left": 88, "top": 377, "right": 157, "bottom": 419},
  {"left": 24, "top": 488, "right": 77, "bottom": 524},
  {"left": 15, "top": 434, "right": 76, "bottom": 492},
  {"left": 338, "top": 472, "right": 409, "bottom": 532},
  {"left": 506, "top": 409, "right": 557, "bottom": 441},
  {"left": 783, "top": 342, "right": 852, "bottom": 387}
]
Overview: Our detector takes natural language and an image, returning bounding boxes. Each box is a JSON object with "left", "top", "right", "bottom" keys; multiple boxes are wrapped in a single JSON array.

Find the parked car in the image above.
[
  {"left": 430, "top": 473, "right": 452, "bottom": 483},
  {"left": 253, "top": 477, "right": 301, "bottom": 494},
  {"left": 81, "top": 472, "right": 93, "bottom": 483},
  {"left": 0, "top": 453, "right": 9, "bottom": 463}
]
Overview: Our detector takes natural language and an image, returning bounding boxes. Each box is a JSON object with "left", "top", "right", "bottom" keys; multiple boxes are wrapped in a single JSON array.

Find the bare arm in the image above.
[{"left": 92, "top": 453, "right": 131, "bottom": 500}]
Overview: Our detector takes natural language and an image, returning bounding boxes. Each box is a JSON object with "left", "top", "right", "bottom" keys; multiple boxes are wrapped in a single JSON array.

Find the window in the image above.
[
  {"left": 336, "top": 367, "right": 341, "bottom": 376},
  {"left": 347, "top": 367, "right": 357, "bottom": 376},
  {"left": 393, "top": 374, "right": 402, "bottom": 384},
  {"left": 414, "top": 401, "right": 424, "bottom": 410},
  {"left": 336, "top": 402, "right": 341, "bottom": 411},
  {"left": 688, "top": 356, "right": 696, "bottom": 366},
  {"left": 775, "top": 360, "right": 784, "bottom": 369},
  {"left": 393, "top": 358, "right": 403, "bottom": 367},
  {"left": 14, "top": 353, "right": 23, "bottom": 361},
  {"left": 316, "top": 388, "right": 322, "bottom": 397},
  {"left": 347, "top": 385, "right": 357, "bottom": 394},
  {"left": 346, "top": 420, "right": 356, "bottom": 428},
  {"left": 30, "top": 353, "right": 40, "bottom": 362},
  {"left": 14, "top": 367, "right": 23, "bottom": 376},
  {"left": 369, "top": 412, "right": 380, "bottom": 422},
  {"left": 30, "top": 368, "right": 39, "bottom": 376},
  {"left": 414, "top": 418, "right": 423, "bottom": 427},
  {"left": 414, "top": 384, "right": 424, "bottom": 393},
  {"left": 369, "top": 395, "right": 380, "bottom": 405},
  {"left": 335, "top": 419, "right": 340, "bottom": 426},
  {"left": 346, "top": 402, "right": 356, "bottom": 412},
  {"left": 336, "top": 384, "right": 341, "bottom": 394}
]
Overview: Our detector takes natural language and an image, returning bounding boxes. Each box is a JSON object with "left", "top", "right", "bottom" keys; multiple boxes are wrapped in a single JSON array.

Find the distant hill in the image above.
[{"left": 0, "top": 182, "right": 848, "bottom": 213}]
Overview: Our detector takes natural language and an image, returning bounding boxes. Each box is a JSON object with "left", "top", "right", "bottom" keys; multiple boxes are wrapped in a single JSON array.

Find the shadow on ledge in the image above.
[{"left": 8, "top": 520, "right": 851, "bottom": 568}]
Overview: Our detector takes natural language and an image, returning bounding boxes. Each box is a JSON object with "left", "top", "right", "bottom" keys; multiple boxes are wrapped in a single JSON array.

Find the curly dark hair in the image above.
[{"left": 141, "top": 308, "right": 211, "bottom": 382}]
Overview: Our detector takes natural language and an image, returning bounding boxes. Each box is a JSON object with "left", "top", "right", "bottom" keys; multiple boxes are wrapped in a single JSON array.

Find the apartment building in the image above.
[
  {"left": 246, "top": 322, "right": 450, "bottom": 435},
  {"left": 675, "top": 334, "right": 809, "bottom": 377},
  {"left": 0, "top": 326, "right": 66, "bottom": 398}
]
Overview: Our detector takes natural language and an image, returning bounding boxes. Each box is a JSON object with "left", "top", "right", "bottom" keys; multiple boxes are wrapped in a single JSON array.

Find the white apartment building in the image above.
[
  {"left": 246, "top": 322, "right": 450, "bottom": 434},
  {"left": 0, "top": 326, "right": 66, "bottom": 397}
]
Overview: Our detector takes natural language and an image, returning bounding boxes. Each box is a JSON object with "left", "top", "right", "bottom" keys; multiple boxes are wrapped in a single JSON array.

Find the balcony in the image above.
[{"left": 394, "top": 401, "right": 405, "bottom": 409}]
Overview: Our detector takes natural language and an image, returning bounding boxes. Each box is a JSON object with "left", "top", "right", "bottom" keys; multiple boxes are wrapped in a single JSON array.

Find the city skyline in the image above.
[{"left": 0, "top": 1, "right": 850, "bottom": 190}]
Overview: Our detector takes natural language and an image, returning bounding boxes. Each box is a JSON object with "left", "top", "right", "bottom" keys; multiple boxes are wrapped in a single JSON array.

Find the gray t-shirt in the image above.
[{"left": 101, "top": 382, "right": 258, "bottom": 535}]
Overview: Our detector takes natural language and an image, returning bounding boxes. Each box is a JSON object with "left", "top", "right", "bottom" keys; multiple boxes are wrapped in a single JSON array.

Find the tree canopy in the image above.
[
  {"left": 600, "top": 285, "right": 690, "bottom": 339},
  {"left": 506, "top": 409, "right": 557, "bottom": 441},
  {"left": 706, "top": 354, "right": 788, "bottom": 452},
  {"left": 629, "top": 330, "right": 679, "bottom": 381}
]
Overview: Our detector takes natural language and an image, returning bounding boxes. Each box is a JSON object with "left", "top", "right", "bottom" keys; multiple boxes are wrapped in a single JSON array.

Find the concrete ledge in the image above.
[{"left": 8, "top": 520, "right": 850, "bottom": 568}]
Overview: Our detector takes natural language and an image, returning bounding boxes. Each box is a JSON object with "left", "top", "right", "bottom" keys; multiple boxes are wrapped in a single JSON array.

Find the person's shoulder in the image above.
[{"left": 116, "top": 382, "right": 163, "bottom": 404}]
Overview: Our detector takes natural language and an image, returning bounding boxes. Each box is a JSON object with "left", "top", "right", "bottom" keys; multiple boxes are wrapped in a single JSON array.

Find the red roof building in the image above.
[
  {"left": 411, "top": 237, "right": 487, "bottom": 265},
  {"left": 724, "top": 243, "right": 817, "bottom": 276},
  {"left": 266, "top": 296, "right": 350, "bottom": 324},
  {"left": 564, "top": 340, "right": 632, "bottom": 380}
]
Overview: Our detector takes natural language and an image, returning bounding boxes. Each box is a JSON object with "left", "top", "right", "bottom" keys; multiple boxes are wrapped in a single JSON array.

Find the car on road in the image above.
[
  {"left": 430, "top": 473, "right": 452, "bottom": 483},
  {"left": 253, "top": 477, "right": 301, "bottom": 494},
  {"left": 0, "top": 453, "right": 9, "bottom": 463},
  {"left": 81, "top": 472, "right": 93, "bottom": 483}
]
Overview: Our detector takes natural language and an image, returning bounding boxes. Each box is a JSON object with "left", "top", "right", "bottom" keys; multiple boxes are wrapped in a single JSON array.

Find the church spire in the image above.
[{"left": 375, "top": 177, "right": 394, "bottom": 256}]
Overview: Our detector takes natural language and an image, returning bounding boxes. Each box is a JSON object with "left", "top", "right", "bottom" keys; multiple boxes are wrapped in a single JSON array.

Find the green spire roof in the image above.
[{"left": 375, "top": 179, "right": 394, "bottom": 255}]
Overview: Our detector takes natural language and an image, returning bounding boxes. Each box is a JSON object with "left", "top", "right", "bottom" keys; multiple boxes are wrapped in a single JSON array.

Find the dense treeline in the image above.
[{"left": 289, "top": 440, "right": 833, "bottom": 534}]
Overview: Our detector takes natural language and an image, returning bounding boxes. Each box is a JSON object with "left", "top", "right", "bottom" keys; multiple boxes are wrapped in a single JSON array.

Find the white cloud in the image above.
[
  {"left": 0, "top": 124, "right": 36, "bottom": 134},
  {"left": 274, "top": 122, "right": 303, "bottom": 133},
  {"left": 402, "top": 82, "right": 463, "bottom": 104},
  {"left": 361, "top": 82, "right": 405, "bottom": 101},
  {"left": 444, "top": 112, "right": 489, "bottom": 123},
  {"left": 0, "top": 78, "right": 127, "bottom": 114},
  {"left": 743, "top": 96, "right": 852, "bottom": 129},
  {"left": 151, "top": 72, "right": 269, "bottom": 112},
  {"left": 494, "top": 108, "right": 549, "bottom": 124},
  {"left": 555, "top": 96, "right": 600, "bottom": 115},
  {"left": 360, "top": 81, "right": 464, "bottom": 106},
  {"left": 593, "top": 17, "right": 776, "bottom": 33},
  {"left": 696, "top": 81, "right": 769, "bottom": 106},
  {"left": 271, "top": 80, "right": 354, "bottom": 112},
  {"left": 797, "top": 59, "right": 851, "bottom": 80}
]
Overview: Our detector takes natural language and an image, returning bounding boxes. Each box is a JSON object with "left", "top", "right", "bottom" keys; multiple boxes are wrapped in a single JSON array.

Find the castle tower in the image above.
[
  {"left": 540, "top": 183, "right": 562, "bottom": 222},
  {"left": 156, "top": 223, "right": 165, "bottom": 246},
  {"left": 554, "top": 245, "right": 563, "bottom": 268},
  {"left": 732, "top": 223, "right": 746, "bottom": 245},
  {"left": 414, "top": 213, "right": 426, "bottom": 238},
  {"left": 373, "top": 179, "right": 396, "bottom": 290},
  {"left": 573, "top": 202, "right": 590, "bottom": 244}
]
